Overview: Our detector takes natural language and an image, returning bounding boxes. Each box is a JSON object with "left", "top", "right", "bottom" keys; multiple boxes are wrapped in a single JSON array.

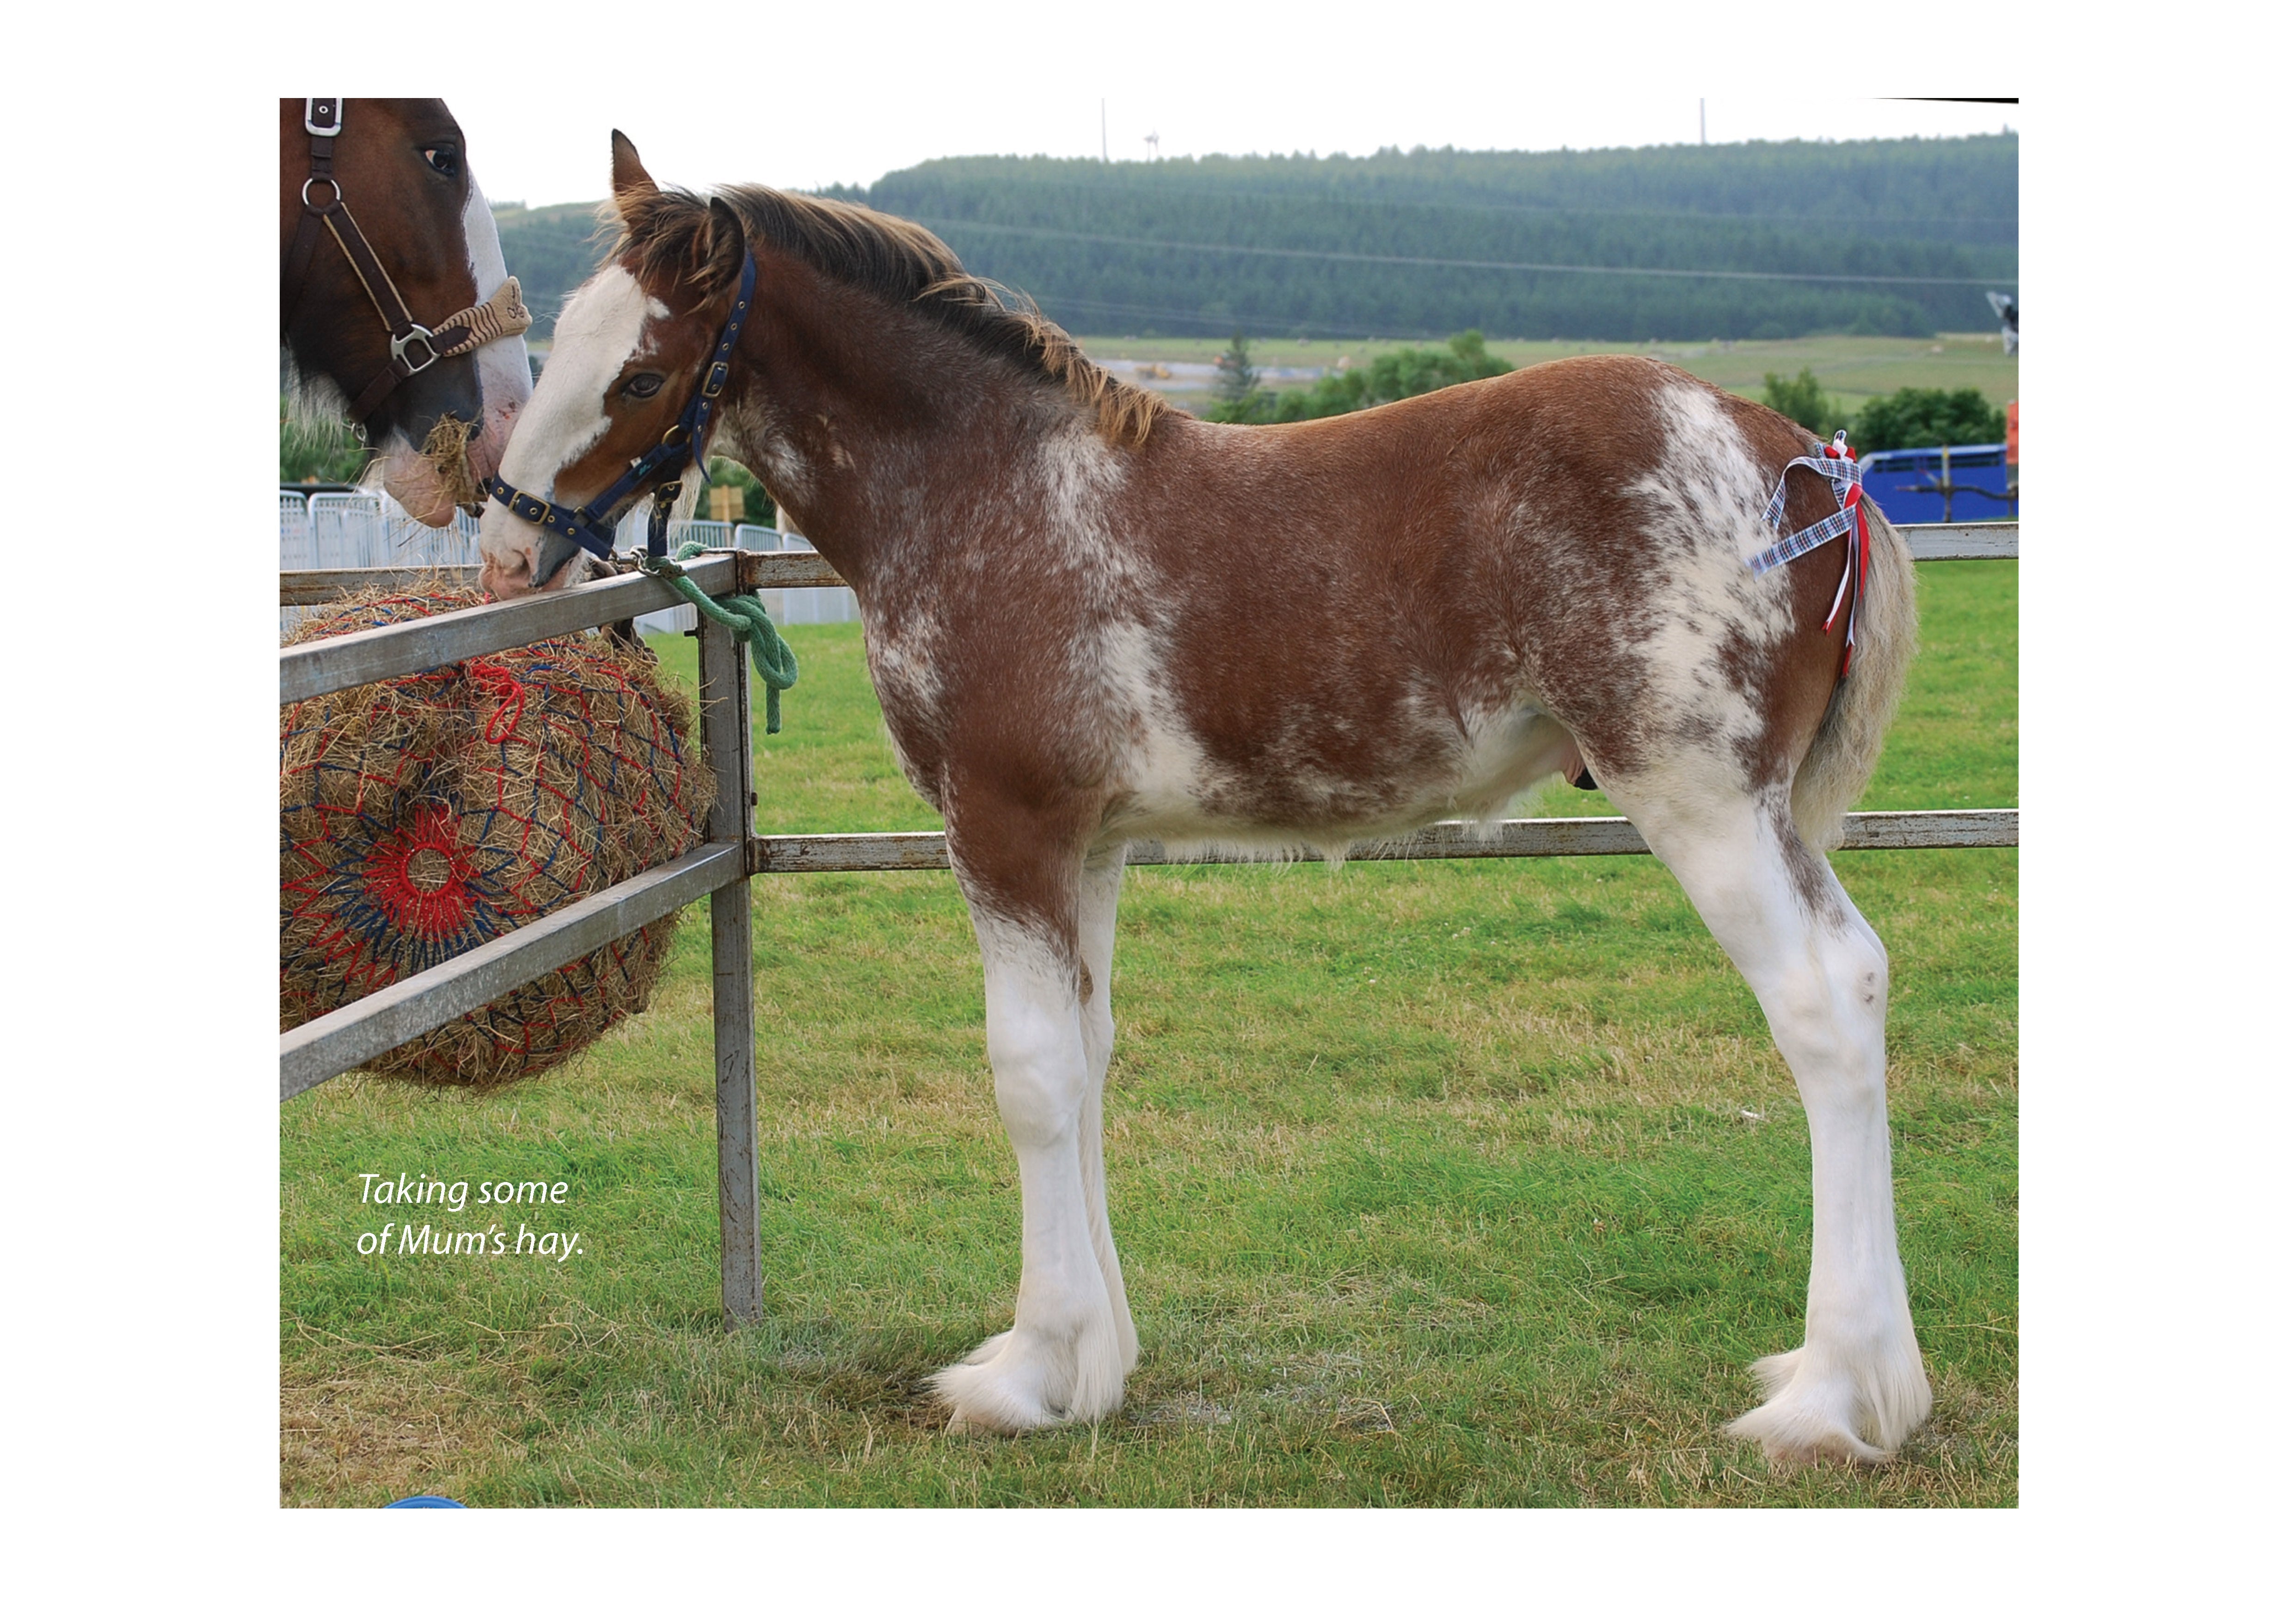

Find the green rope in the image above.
[{"left": 638, "top": 543, "right": 801, "bottom": 734}]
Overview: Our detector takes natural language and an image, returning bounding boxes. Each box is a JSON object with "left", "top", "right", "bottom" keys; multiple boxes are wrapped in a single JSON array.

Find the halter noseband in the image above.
[
  {"left": 283, "top": 98, "right": 534, "bottom": 428},
  {"left": 482, "top": 250, "right": 757, "bottom": 566}
]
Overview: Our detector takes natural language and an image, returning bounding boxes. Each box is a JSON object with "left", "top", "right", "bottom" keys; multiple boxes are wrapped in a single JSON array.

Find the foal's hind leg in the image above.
[
  {"left": 931, "top": 824, "right": 1128, "bottom": 1433},
  {"left": 1611, "top": 782, "right": 1931, "bottom": 1463}
]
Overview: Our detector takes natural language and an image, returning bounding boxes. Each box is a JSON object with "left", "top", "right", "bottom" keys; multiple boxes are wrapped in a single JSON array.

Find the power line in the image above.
[
  {"left": 1038, "top": 295, "right": 1448, "bottom": 343},
  {"left": 913, "top": 217, "right": 2019, "bottom": 288}
]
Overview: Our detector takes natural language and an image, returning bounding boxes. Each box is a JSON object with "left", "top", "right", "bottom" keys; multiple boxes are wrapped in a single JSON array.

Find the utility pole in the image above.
[
  {"left": 1102, "top": 99, "right": 1108, "bottom": 163},
  {"left": 1700, "top": 99, "right": 1707, "bottom": 144}
]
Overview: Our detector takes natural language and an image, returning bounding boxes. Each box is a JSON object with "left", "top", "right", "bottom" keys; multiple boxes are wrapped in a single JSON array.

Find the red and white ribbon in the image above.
[{"left": 1747, "top": 431, "right": 1871, "bottom": 671}]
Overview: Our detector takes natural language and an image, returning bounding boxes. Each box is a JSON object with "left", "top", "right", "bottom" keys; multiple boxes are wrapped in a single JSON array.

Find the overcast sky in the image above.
[
  {"left": 462, "top": 94, "right": 2014, "bottom": 210},
  {"left": 433, "top": 9, "right": 2015, "bottom": 209}
]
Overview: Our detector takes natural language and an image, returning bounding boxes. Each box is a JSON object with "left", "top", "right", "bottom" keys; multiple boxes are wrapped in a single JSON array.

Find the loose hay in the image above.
[
  {"left": 281, "top": 586, "right": 714, "bottom": 1091},
  {"left": 418, "top": 413, "right": 481, "bottom": 509}
]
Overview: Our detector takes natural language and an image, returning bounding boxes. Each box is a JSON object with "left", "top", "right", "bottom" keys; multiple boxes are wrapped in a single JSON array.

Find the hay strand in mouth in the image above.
[{"left": 419, "top": 413, "right": 480, "bottom": 508}]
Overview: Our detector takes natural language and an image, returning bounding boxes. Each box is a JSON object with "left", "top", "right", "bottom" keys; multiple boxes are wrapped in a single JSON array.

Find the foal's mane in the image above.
[{"left": 613, "top": 185, "right": 1172, "bottom": 451}]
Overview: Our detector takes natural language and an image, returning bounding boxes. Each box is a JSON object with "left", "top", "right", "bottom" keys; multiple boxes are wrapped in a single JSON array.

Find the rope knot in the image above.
[{"left": 640, "top": 543, "right": 801, "bottom": 733}]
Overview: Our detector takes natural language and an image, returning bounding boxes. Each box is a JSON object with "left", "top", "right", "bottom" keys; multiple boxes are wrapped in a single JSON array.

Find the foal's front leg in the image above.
[
  {"left": 1077, "top": 848, "right": 1138, "bottom": 1373},
  {"left": 932, "top": 840, "right": 1129, "bottom": 1433}
]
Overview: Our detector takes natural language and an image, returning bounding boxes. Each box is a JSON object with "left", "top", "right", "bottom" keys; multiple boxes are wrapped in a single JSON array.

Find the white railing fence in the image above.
[{"left": 282, "top": 490, "right": 486, "bottom": 635}]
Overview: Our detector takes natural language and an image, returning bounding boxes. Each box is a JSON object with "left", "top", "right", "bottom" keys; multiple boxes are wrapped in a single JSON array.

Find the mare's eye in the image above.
[
  {"left": 622, "top": 374, "right": 664, "bottom": 400},
  {"left": 423, "top": 145, "right": 460, "bottom": 177}
]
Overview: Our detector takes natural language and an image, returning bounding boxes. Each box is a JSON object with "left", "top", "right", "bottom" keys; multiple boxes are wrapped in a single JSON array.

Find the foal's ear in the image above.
[
  {"left": 702, "top": 196, "right": 748, "bottom": 291},
  {"left": 610, "top": 130, "right": 658, "bottom": 214}
]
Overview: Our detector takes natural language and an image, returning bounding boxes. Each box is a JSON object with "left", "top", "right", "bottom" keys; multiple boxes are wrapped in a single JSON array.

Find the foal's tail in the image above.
[{"left": 1791, "top": 508, "right": 1918, "bottom": 852}]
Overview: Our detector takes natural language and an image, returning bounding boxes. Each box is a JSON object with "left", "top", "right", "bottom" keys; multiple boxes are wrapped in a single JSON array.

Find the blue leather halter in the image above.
[{"left": 483, "top": 251, "right": 757, "bottom": 564}]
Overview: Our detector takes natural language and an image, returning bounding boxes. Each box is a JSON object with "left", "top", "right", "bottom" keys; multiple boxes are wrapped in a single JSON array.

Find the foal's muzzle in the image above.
[{"left": 530, "top": 529, "right": 587, "bottom": 588}]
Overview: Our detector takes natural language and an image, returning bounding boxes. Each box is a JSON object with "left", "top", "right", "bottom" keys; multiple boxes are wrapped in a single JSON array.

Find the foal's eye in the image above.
[
  {"left": 423, "top": 145, "right": 460, "bottom": 177},
  {"left": 621, "top": 374, "right": 664, "bottom": 400}
]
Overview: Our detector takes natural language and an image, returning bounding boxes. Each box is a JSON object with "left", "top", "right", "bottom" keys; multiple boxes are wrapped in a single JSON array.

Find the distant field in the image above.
[
  {"left": 281, "top": 562, "right": 2017, "bottom": 1508},
  {"left": 1076, "top": 332, "right": 2017, "bottom": 414},
  {"left": 516, "top": 328, "right": 2014, "bottom": 419}
]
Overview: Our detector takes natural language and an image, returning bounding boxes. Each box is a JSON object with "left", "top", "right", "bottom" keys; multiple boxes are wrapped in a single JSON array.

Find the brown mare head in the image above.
[{"left": 280, "top": 98, "right": 532, "bottom": 526}]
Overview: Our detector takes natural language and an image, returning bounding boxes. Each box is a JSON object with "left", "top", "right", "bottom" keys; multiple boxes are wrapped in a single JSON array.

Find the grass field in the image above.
[
  {"left": 1077, "top": 332, "right": 2018, "bottom": 416},
  {"left": 523, "top": 329, "right": 2016, "bottom": 422},
  {"left": 280, "top": 560, "right": 2017, "bottom": 1508}
]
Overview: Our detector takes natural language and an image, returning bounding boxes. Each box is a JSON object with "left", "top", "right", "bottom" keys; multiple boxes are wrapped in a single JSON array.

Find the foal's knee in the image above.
[
  {"left": 1767, "top": 925, "right": 1891, "bottom": 1087},
  {"left": 1832, "top": 921, "right": 1889, "bottom": 1013},
  {"left": 987, "top": 1001, "right": 1087, "bottom": 1148}
]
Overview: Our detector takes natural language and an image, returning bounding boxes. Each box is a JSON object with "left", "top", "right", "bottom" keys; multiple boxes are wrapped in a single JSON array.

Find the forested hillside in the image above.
[
  {"left": 491, "top": 201, "right": 609, "bottom": 335},
  {"left": 496, "top": 134, "right": 2015, "bottom": 344}
]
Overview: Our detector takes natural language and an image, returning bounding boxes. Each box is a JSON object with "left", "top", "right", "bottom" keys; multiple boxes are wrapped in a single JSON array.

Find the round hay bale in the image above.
[{"left": 281, "top": 586, "right": 715, "bottom": 1091}]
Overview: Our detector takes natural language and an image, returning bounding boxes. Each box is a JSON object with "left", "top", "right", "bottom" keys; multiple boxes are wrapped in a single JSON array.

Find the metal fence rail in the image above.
[
  {"left": 281, "top": 844, "right": 746, "bottom": 1097},
  {"left": 282, "top": 490, "right": 491, "bottom": 636},
  {"left": 280, "top": 548, "right": 848, "bottom": 608},
  {"left": 743, "top": 808, "right": 2017, "bottom": 875},
  {"left": 278, "top": 519, "right": 2019, "bottom": 1330},
  {"left": 280, "top": 491, "right": 859, "bottom": 639},
  {"left": 280, "top": 554, "right": 742, "bottom": 703}
]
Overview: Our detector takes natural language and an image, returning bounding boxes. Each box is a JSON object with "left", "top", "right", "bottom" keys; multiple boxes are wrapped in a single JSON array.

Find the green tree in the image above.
[
  {"left": 1850, "top": 387, "right": 2007, "bottom": 451},
  {"left": 1759, "top": 367, "right": 1851, "bottom": 440},
  {"left": 1364, "top": 329, "right": 1510, "bottom": 404},
  {"left": 1265, "top": 368, "right": 1368, "bottom": 423},
  {"left": 1255, "top": 330, "right": 1511, "bottom": 424},
  {"left": 1205, "top": 333, "right": 1261, "bottom": 421}
]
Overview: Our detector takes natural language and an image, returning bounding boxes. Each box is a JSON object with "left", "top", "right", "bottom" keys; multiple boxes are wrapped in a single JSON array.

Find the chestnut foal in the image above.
[{"left": 481, "top": 135, "right": 1928, "bottom": 1465}]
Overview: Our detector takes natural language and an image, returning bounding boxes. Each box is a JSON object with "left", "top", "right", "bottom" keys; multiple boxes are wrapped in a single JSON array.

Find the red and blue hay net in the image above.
[{"left": 280, "top": 590, "right": 714, "bottom": 1090}]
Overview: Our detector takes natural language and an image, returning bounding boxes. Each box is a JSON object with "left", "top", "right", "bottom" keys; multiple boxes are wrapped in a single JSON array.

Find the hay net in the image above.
[{"left": 281, "top": 587, "right": 715, "bottom": 1090}]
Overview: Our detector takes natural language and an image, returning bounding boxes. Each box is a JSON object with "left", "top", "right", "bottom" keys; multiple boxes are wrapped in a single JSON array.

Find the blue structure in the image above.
[{"left": 1858, "top": 444, "right": 2016, "bottom": 524}]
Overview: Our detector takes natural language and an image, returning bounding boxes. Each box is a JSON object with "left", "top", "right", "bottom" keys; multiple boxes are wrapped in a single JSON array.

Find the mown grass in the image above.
[
  {"left": 280, "top": 561, "right": 2016, "bottom": 1507},
  {"left": 1077, "top": 331, "right": 2019, "bottom": 413}
]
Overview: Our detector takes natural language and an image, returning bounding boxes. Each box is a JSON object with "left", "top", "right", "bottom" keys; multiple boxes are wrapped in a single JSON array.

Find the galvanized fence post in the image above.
[{"left": 697, "top": 605, "right": 764, "bottom": 1329}]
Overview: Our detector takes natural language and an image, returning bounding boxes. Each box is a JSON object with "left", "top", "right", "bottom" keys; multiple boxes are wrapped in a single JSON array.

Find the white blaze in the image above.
[{"left": 477, "top": 267, "right": 663, "bottom": 592}]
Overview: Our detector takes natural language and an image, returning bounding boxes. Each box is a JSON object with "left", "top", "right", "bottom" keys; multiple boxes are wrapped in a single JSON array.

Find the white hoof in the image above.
[
  {"left": 931, "top": 1316, "right": 1126, "bottom": 1435},
  {"left": 1726, "top": 1395, "right": 1890, "bottom": 1465},
  {"left": 1725, "top": 1344, "right": 1932, "bottom": 1465}
]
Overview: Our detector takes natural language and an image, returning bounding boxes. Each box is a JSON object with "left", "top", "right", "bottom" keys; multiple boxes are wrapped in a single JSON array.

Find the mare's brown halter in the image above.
[{"left": 282, "top": 98, "right": 532, "bottom": 429}]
